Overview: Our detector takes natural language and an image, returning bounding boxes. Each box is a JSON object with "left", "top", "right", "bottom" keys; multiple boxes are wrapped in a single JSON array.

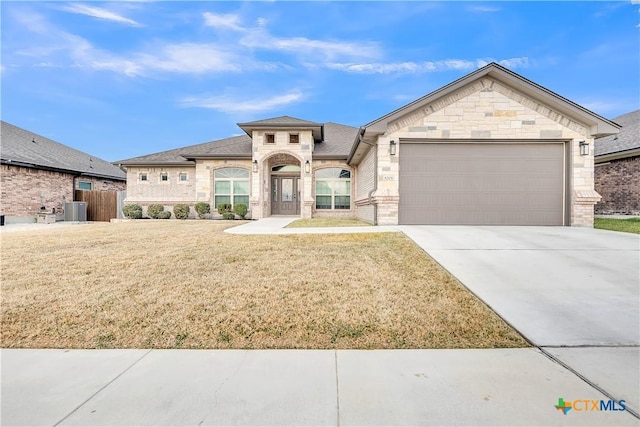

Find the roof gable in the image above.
[
  {"left": 363, "top": 62, "right": 620, "bottom": 138},
  {"left": 1, "top": 121, "right": 125, "bottom": 180}
]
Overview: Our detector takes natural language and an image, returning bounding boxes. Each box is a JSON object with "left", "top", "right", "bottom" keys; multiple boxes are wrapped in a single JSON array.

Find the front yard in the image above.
[{"left": 1, "top": 221, "right": 527, "bottom": 349}]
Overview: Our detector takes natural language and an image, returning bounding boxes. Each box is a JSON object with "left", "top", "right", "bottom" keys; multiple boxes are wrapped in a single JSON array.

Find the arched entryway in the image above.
[{"left": 267, "top": 154, "right": 301, "bottom": 215}]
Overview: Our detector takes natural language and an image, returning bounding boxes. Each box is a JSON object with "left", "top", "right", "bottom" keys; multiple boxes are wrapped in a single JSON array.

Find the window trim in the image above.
[
  {"left": 213, "top": 167, "right": 250, "bottom": 209},
  {"left": 264, "top": 133, "right": 275, "bottom": 144},
  {"left": 314, "top": 168, "right": 352, "bottom": 210},
  {"left": 139, "top": 172, "right": 148, "bottom": 182},
  {"left": 160, "top": 172, "right": 169, "bottom": 183},
  {"left": 78, "top": 180, "right": 93, "bottom": 190},
  {"left": 289, "top": 133, "right": 299, "bottom": 144},
  {"left": 178, "top": 172, "right": 188, "bottom": 183}
]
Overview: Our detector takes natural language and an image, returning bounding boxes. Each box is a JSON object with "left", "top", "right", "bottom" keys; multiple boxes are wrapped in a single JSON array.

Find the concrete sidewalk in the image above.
[
  {"left": 3, "top": 348, "right": 638, "bottom": 426},
  {"left": 224, "top": 217, "right": 400, "bottom": 235}
]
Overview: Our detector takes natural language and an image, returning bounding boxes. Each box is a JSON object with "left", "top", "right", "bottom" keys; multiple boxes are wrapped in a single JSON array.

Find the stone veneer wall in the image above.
[
  {"left": 595, "top": 156, "right": 640, "bottom": 214},
  {"left": 1, "top": 164, "right": 124, "bottom": 219},
  {"left": 375, "top": 77, "right": 598, "bottom": 226}
]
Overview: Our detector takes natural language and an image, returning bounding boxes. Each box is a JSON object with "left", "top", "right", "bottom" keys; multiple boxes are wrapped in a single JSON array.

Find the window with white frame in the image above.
[
  {"left": 140, "top": 173, "right": 148, "bottom": 182},
  {"left": 214, "top": 168, "right": 249, "bottom": 209},
  {"left": 78, "top": 181, "right": 92, "bottom": 190},
  {"left": 315, "top": 168, "right": 351, "bottom": 210},
  {"left": 179, "top": 172, "right": 188, "bottom": 182},
  {"left": 160, "top": 172, "right": 168, "bottom": 182}
]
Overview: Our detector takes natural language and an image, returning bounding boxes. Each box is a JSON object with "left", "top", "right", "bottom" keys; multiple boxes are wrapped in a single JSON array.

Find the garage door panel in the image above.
[{"left": 399, "top": 143, "right": 564, "bottom": 225}]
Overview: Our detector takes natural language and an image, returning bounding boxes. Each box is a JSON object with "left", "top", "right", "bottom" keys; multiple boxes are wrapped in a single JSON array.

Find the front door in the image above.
[{"left": 271, "top": 176, "right": 300, "bottom": 215}]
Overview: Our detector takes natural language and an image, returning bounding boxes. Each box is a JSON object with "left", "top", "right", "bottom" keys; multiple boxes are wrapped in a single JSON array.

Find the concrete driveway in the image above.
[{"left": 400, "top": 225, "right": 640, "bottom": 416}]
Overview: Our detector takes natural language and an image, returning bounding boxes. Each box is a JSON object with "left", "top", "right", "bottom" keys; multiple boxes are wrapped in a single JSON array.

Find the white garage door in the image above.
[{"left": 399, "top": 142, "right": 565, "bottom": 225}]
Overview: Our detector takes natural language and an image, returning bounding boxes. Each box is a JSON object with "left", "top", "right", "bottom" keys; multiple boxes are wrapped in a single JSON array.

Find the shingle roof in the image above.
[
  {"left": 595, "top": 110, "right": 639, "bottom": 157},
  {"left": 238, "top": 116, "right": 322, "bottom": 127},
  {"left": 1, "top": 121, "right": 125, "bottom": 180},
  {"left": 116, "top": 135, "right": 252, "bottom": 165},
  {"left": 314, "top": 123, "right": 359, "bottom": 158},
  {"left": 117, "top": 121, "right": 357, "bottom": 165}
]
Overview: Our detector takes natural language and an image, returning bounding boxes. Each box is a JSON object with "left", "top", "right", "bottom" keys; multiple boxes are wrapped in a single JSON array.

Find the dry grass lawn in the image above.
[
  {"left": 1, "top": 221, "right": 527, "bottom": 349},
  {"left": 287, "top": 218, "right": 371, "bottom": 228}
]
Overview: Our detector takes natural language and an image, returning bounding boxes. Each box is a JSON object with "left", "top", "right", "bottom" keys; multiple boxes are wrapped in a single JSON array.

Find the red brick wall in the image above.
[
  {"left": 0, "top": 164, "right": 125, "bottom": 217},
  {"left": 595, "top": 156, "right": 640, "bottom": 214}
]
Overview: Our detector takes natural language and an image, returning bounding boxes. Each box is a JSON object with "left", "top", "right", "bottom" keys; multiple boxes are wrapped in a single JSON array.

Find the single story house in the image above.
[
  {"left": 594, "top": 110, "right": 639, "bottom": 215},
  {"left": 117, "top": 63, "right": 620, "bottom": 226},
  {"left": 1, "top": 121, "right": 126, "bottom": 223}
]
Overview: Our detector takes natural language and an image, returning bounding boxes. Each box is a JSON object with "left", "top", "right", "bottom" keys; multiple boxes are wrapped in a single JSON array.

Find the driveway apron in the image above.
[{"left": 400, "top": 225, "right": 640, "bottom": 415}]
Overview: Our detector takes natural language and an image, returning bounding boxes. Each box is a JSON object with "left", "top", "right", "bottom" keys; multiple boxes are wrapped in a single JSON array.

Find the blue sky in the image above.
[{"left": 1, "top": 1, "right": 638, "bottom": 162}]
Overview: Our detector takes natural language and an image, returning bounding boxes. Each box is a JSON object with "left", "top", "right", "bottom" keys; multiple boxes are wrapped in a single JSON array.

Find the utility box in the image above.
[
  {"left": 64, "top": 202, "right": 87, "bottom": 222},
  {"left": 37, "top": 213, "right": 56, "bottom": 224}
]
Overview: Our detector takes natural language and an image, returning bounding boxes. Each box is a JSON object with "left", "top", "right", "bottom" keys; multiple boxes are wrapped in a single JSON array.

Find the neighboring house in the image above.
[
  {"left": 594, "top": 110, "right": 639, "bottom": 215},
  {"left": 116, "top": 63, "right": 619, "bottom": 227},
  {"left": 1, "top": 121, "right": 126, "bottom": 223}
]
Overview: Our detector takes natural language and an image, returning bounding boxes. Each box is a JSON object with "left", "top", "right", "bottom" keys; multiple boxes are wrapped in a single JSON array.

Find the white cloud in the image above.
[
  {"left": 179, "top": 91, "right": 304, "bottom": 113},
  {"left": 203, "top": 12, "right": 244, "bottom": 31},
  {"left": 60, "top": 3, "right": 142, "bottom": 27},
  {"left": 240, "top": 30, "right": 380, "bottom": 61},
  {"left": 326, "top": 57, "right": 530, "bottom": 74},
  {"left": 467, "top": 5, "right": 501, "bottom": 13}
]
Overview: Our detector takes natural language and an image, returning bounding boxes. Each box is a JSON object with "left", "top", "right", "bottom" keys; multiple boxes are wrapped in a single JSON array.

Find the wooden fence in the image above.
[{"left": 74, "top": 190, "right": 118, "bottom": 222}]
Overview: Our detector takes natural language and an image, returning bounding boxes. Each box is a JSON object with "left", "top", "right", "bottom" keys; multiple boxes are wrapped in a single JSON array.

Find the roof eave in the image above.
[
  {"left": 595, "top": 147, "right": 640, "bottom": 163},
  {"left": 2, "top": 159, "right": 125, "bottom": 180},
  {"left": 117, "top": 161, "right": 196, "bottom": 167}
]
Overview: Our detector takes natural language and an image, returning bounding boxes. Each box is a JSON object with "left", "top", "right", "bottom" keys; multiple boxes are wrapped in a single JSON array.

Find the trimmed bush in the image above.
[
  {"left": 158, "top": 211, "right": 171, "bottom": 219},
  {"left": 194, "top": 202, "right": 211, "bottom": 219},
  {"left": 222, "top": 212, "right": 235, "bottom": 220},
  {"left": 233, "top": 203, "right": 248, "bottom": 219},
  {"left": 123, "top": 204, "right": 142, "bottom": 219},
  {"left": 217, "top": 203, "right": 232, "bottom": 215},
  {"left": 173, "top": 204, "right": 190, "bottom": 220},
  {"left": 147, "top": 204, "right": 165, "bottom": 219}
]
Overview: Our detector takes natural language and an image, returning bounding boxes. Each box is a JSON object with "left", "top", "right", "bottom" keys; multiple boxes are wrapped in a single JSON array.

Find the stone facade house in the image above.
[
  {"left": 594, "top": 110, "right": 639, "bottom": 215},
  {"left": 1, "top": 121, "right": 126, "bottom": 223},
  {"left": 117, "top": 63, "right": 619, "bottom": 226}
]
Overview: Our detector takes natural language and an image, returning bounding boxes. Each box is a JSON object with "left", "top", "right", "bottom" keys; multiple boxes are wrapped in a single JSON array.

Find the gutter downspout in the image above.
[{"left": 357, "top": 129, "right": 379, "bottom": 226}]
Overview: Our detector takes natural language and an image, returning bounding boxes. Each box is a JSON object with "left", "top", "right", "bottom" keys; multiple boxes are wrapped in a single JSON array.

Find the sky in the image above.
[{"left": 1, "top": 1, "right": 638, "bottom": 162}]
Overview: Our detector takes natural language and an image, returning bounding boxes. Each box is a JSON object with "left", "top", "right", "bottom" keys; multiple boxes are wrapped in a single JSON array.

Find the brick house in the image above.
[
  {"left": 1, "top": 121, "right": 126, "bottom": 223},
  {"left": 594, "top": 110, "right": 639, "bottom": 215},
  {"left": 117, "top": 63, "right": 619, "bottom": 226}
]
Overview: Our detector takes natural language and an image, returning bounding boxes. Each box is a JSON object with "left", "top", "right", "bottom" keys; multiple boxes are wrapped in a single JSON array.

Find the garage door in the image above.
[{"left": 399, "top": 142, "right": 565, "bottom": 225}]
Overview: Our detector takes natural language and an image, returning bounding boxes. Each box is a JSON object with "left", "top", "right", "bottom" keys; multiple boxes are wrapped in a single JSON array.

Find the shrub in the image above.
[
  {"left": 122, "top": 204, "right": 142, "bottom": 219},
  {"left": 147, "top": 204, "right": 165, "bottom": 219},
  {"left": 222, "top": 212, "right": 235, "bottom": 220},
  {"left": 158, "top": 211, "right": 171, "bottom": 219},
  {"left": 173, "top": 204, "right": 190, "bottom": 220},
  {"left": 233, "top": 203, "right": 248, "bottom": 219},
  {"left": 217, "top": 203, "right": 232, "bottom": 215},
  {"left": 194, "top": 202, "right": 211, "bottom": 219}
]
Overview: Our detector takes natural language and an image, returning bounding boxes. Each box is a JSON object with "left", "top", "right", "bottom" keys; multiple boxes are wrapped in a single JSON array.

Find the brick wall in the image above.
[
  {"left": 595, "top": 156, "right": 640, "bottom": 214},
  {"left": 0, "top": 164, "right": 125, "bottom": 217}
]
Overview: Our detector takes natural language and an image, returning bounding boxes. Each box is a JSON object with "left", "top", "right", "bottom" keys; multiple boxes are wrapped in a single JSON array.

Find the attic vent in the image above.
[{"left": 32, "top": 138, "right": 36, "bottom": 143}]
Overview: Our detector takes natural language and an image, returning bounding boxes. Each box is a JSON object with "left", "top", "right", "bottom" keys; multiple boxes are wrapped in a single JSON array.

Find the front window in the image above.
[
  {"left": 214, "top": 168, "right": 249, "bottom": 209},
  {"left": 140, "top": 173, "right": 148, "bottom": 182},
  {"left": 315, "top": 168, "right": 351, "bottom": 210},
  {"left": 265, "top": 133, "right": 275, "bottom": 144},
  {"left": 78, "top": 181, "right": 92, "bottom": 190},
  {"left": 179, "top": 172, "right": 188, "bottom": 182},
  {"left": 289, "top": 133, "right": 299, "bottom": 144},
  {"left": 160, "top": 172, "right": 168, "bottom": 182}
]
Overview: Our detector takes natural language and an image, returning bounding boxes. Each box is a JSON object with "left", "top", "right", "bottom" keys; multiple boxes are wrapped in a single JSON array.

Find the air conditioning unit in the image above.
[{"left": 64, "top": 202, "right": 87, "bottom": 222}]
